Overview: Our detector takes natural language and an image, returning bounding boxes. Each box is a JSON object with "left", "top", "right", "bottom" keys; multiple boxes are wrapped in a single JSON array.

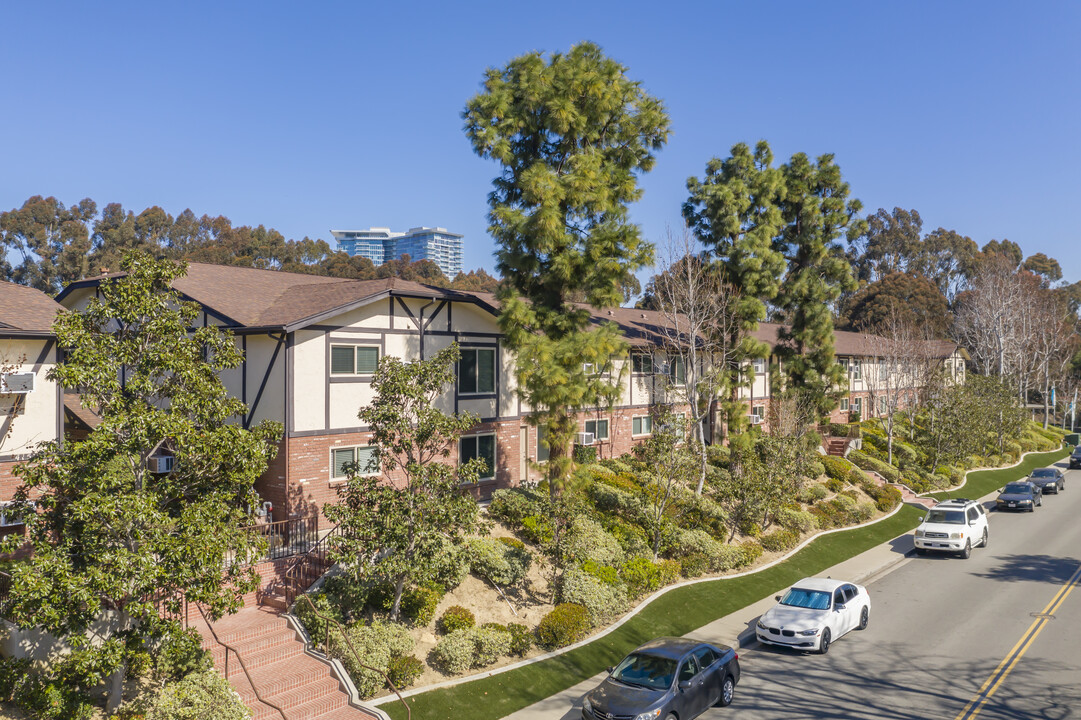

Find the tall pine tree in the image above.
[{"left": 463, "top": 43, "right": 669, "bottom": 508}]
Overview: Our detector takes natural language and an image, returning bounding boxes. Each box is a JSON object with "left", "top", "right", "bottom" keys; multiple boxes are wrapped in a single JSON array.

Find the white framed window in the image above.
[
  {"left": 632, "top": 415, "right": 653, "bottom": 436},
  {"left": 330, "top": 345, "right": 380, "bottom": 375},
  {"left": 851, "top": 397, "right": 862, "bottom": 415},
  {"left": 330, "top": 445, "right": 379, "bottom": 480},
  {"left": 585, "top": 419, "right": 609, "bottom": 441},
  {"left": 669, "top": 357, "right": 686, "bottom": 385},
  {"left": 850, "top": 360, "right": 862, "bottom": 381},
  {"left": 752, "top": 358, "right": 766, "bottom": 374},
  {"left": 0, "top": 501, "right": 32, "bottom": 527},
  {"left": 583, "top": 362, "right": 599, "bottom": 376},
  {"left": 840, "top": 397, "right": 849, "bottom": 412},
  {"left": 878, "top": 397, "right": 888, "bottom": 413},
  {"left": 632, "top": 354, "right": 653, "bottom": 374},
  {"left": 460, "top": 434, "right": 496, "bottom": 481},
  {"left": 459, "top": 347, "right": 496, "bottom": 394}
]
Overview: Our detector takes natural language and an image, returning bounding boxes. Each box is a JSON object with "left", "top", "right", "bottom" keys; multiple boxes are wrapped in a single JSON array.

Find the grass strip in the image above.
[
  {"left": 929, "top": 447, "right": 1071, "bottom": 503},
  {"left": 384, "top": 505, "right": 923, "bottom": 720}
]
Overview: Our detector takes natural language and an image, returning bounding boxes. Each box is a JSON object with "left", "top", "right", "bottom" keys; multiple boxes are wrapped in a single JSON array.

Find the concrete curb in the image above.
[{"left": 368, "top": 500, "right": 908, "bottom": 706}]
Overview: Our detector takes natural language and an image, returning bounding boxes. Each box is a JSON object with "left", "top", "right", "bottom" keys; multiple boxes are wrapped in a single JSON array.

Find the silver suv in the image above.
[{"left": 913, "top": 498, "right": 989, "bottom": 559}]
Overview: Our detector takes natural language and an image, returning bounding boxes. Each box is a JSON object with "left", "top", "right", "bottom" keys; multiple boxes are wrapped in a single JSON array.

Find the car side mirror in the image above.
[
  {"left": 678, "top": 680, "right": 692, "bottom": 691},
  {"left": 606, "top": 667, "right": 613, "bottom": 674},
  {"left": 835, "top": 603, "right": 846, "bottom": 611}
]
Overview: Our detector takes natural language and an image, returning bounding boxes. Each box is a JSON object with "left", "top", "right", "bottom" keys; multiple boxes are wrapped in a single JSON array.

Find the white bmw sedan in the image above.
[{"left": 755, "top": 577, "right": 870, "bottom": 654}]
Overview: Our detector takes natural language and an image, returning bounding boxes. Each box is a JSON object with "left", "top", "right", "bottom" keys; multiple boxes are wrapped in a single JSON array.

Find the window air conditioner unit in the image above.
[
  {"left": 653, "top": 361, "right": 670, "bottom": 375},
  {"left": 582, "top": 362, "right": 596, "bottom": 375},
  {"left": 749, "top": 415, "right": 764, "bottom": 425},
  {"left": 0, "top": 373, "right": 35, "bottom": 394},
  {"left": 574, "top": 431, "right": 596, "bottom": 446},
  {"left": 147, "top": 455, "right": 175, "bottom": 474}
]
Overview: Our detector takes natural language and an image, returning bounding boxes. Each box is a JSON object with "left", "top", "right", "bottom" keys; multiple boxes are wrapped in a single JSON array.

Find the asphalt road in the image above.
[{"left": 713, "top": 459, "right": 1081, "bottom": 720}]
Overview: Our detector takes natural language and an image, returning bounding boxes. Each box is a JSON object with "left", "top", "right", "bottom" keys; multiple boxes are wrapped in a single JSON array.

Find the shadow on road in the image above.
[{"left": 971, "top": 554, "right": 1081, "bottom": 585}]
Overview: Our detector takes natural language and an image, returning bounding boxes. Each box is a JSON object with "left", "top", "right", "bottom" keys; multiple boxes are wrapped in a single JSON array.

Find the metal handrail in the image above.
[
  {"left": 283, "top": 524, "right": 344, "bottom": 605},
  {"left": 195, "top": 602, "right": 289, "bottom": 720},
  {"left": 296, "top": 594, "right": 411, "bottom": 720}
]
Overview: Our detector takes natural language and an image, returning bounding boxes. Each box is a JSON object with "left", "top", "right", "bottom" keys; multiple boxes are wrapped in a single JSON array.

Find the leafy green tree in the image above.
[
  {"left": 1022, "top": 252, "right": 1063, "bottom": 283},
  {"left": 2, "top": 252, "right": 281, "bottom": 712},
  {"left": 848, "top": 207, "right": 923, "bottom": 283},
  {"left": 840, "top": 272, "right": 951, "bottom": 337},
  {"left": 463, "top": 42, "right": 669, "bottom": 509},
  {"left": 449, "top": 268, "right": 501, "bottom": 293},
  {"left": 773, "top": 152, "right": 865, "bottom": 416},
  {"left": 979, "top": 239, "right": 1024, "bottom": 269},
  {"left": 918, "top": 227, "right": 979, "bottom": 303},
  {"left": 324, "top": 344, "right": 481, "bottom": 621},
  {"left": 633, "top": 406, "right": 698, "bottom": 557},
  {"left": 683, "top": 141, "right": 787, "bottom": 433},
  {"left": 0, "top": 195, "right": 97, "bottom": 293}
]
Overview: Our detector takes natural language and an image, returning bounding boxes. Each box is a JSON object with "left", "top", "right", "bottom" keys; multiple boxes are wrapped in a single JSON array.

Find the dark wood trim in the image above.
[
  {"left": 241, "top": 335, "right": 248, "bottom": 405},
  {"left": 395, "top": 297, "right": 419, "bottom": 328},
  {"left": 245, "top": 332, "right": 285, "bottom": 430},
  {"left": 285, "top": 332, "right": 294, "bottom": 436},
  {"left": 388, "top": 297, "right": 394, "bottom": 330},
  {"left": 423, "top": 300, "right": 447, "bottom": 331},
  {"left": 329, "top": 377, "right": 374, "bottom": 384}
]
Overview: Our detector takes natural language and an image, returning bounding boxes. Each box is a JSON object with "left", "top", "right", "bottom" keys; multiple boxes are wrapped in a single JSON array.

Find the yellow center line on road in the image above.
[{"left": 954, "top": 561, "right": 1081, "bottom": 720}]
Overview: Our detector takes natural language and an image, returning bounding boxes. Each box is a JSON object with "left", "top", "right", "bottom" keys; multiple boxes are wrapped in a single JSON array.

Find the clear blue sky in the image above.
[{"left": 2, "top": 1, "right": 1078, "bottom": 284}]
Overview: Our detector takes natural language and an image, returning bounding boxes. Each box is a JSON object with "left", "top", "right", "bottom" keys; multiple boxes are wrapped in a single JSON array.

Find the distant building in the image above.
[{"left": 331, "top": 226, "right": 463, "bottom": 279}]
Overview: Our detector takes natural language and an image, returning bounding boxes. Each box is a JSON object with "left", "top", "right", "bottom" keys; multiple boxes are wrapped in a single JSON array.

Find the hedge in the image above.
[
  {"left": 848, "top": 449, "right": 902, "bottom": 483},
  {"left": 536, "top": 603, "right": 592, "bottom": 648}
]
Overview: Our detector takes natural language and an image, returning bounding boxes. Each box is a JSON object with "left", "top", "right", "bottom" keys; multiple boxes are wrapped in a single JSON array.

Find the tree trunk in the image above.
[
  {"left": 105, "top": 662, "right": 127, "bottom": 715},
  {"left": 390, "top": 576, "right": 406, "bottom": 622},
  {"left": 695, "top": 416, "right": 708, "bottom": 496}
]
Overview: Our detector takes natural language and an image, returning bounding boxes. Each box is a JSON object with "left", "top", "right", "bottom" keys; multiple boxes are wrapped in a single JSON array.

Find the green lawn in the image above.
[
  {"left": 383, "top": 505, "right": 924, "bottom": 720},
  {"left": 930, "top": 446, "right": 1071, "bottom": 503}
]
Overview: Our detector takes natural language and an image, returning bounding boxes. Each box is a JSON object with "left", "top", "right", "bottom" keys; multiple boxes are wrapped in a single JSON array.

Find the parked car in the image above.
[
  {"left": 996, "top": 481, "right": 1042, "bottom": 512},
  {"left": 1028, "top": 467, "right": 1065, "bottom": 494},
  {"left": 913, "top": 498, "right": 989, "bottom": 558},
  {"left": 755, "top": 577, "right": 870, "bottom": 654},
  {"left": 1069, "top": 446, "right": 1081, "bottom": 470},
  {"left": 581, "top": 637, "right": 740, "bottom": 720}
]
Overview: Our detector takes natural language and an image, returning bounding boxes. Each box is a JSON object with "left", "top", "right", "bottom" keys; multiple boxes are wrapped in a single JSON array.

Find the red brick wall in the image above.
[{"left": 0, "top": 460, "right": 21, "bottom": 503}]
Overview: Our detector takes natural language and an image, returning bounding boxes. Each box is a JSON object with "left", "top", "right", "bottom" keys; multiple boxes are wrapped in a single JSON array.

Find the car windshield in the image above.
[
  {"left": 1030, "top": 469, "right": 1055, "bottom": 478},
  {"left": 926, "top": 509, "right": 965, "bottom": 524},
  {"left": 779, "top": 588, "right": 831, "bottom": 610},
  {"left": 611, "top": 653, "right": 677, "bottom": 691},
  {"left": 1003, "top": 483, "right": 1031, "bottom": 494}
]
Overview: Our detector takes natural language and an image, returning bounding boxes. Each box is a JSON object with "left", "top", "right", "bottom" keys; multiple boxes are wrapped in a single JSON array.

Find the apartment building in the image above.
[{"left": 331, "top": 226, "right": 464, "bottom": 279}]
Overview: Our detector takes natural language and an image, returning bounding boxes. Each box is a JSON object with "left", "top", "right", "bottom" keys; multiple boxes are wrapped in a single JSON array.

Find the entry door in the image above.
[{"left": 519, "top": 426, "right": 529, "bottom": 483}]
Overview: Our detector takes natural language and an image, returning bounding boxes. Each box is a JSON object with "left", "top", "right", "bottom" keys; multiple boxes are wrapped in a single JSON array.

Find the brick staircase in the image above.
[
  {"left": 824, "top": 436, "right": 850, "bottom": 457},
  {"left": 195, "top": 606, "right": 379, "bottom": 720}
]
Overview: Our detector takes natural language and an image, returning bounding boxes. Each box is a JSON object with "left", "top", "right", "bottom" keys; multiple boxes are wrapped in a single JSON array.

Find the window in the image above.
[
  {"left": 585, "top": 419, "right": 609, "bottom": 441},
  {"left": 878, "top": 397, "right": 888, "bottom": 414},
  {"left": 583, "top": 362, "right": 598, "bottom": 376},
  {"left": 537, "top": 425, "right": 549, "bottom": 462},
  {"left": 851, "top": 397, "right": 862, "bottom": 415},
  {"left": 752, "top": 358, "right": 766, "bottom": 374},
  {"left": 0, "top": 501, "right": 32, "bottom": 528},
  {"left": 330, "top": 345, "right": 379, "bottom": 375},
  {"left": 632, "top": 415, "right": 653, "bottom": 436},
  {"left": 692, "top": 646, "right": 717, "bottom": 670},
  {"left": 840, "top": 397, "right": 849, "bottom": 412},
  {"left": 843, "top": 585, "right": 857, "bottom": 603},
  {"left": 669, "top": 357, "right": 686, "bottom": 385},
  {"left": 632, "top": 354, "right": 653, "bottom": 374},
  {"left": 460, "top": 434, "right": 496, "bottom": 481},
  {"left": 833, "top": 589, "right": 845, "bottom": 607},
  {"left": 331, "top": 445, "right": 379, "bottom": 479},
  {"left": 751, "top": 406, "right": 764, "bottom": 419},
  {"left": 850, "top": 360, "right": 862, "bottom": 381},
  {"left": 459, "top": 348, "right": 496, "bottom": 394},
  {"left": 967, "top": 507, "right": 979, "bottom": 523},
  {"left": 678, "top": 656, "right": 700, "bottom": 683}
]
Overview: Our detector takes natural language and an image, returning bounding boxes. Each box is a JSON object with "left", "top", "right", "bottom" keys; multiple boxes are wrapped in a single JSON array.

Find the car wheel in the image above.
[
  {"left": 665, "top": 714, "right": 677, "bottom": 720},
  {"left": 981, "top": 528, "right": 989, "bottom": 548},
  {"left": 959, "top": 540, "right": 971, "bottom": 560},
  {"left": 1038, "top": 496, "right": 1043, "bottom": 507},
  {"left": 818, "top": 628, "right": 831, "bottom": 654},
  {"left": 716, "top": 674, "right": 735, "bottom": 707},
  {"left": 858, "top": 605, "right": 869, "bottom": 630}
]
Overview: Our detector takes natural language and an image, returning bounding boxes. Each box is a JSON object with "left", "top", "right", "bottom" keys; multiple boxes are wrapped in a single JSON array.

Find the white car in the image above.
[
  {"left": 755, "top": 577, "right": 870, "bottom": 654},
  {"left": 913, "top": 498, "right": 988, "bottom": 559}
]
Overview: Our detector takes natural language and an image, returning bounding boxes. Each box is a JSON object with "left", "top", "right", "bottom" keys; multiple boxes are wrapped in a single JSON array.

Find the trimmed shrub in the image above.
[
  {"left": 428, "top": 539, "right": 472, "bottom": 591},
  {"left": 775, "top": 507, "right": 818, "bottom": 533},
  {"left": 430, "top": 629, "right": 477, "bottom": 674},
  {"left": 536, "top": 603, "right": 592, "bottom": 648},
  {"left": 573, "top": 443, "right": 598, "bottom": 464},
  {"left": 859, "top": 478, "right": 902, "bottom": 511},
  {"left": 469, "top": 537, "right": 533, "bottom": 587},
  {"left": 603, "top": 517, "right": 653, "bottom": 557},
  {"left": 825, "top": 477, "right": 845, "bottom": 493},
  {"left": 680, "top": 552, "right": 710, "bottom": 577},
  {"left": 506, "top": 622, "right": 534, "bottom": 656},
  {"left": 807, "top": 460, "right": 826, "bottom": 480},
  {"left": 472, "top": 626, "right": 513, "bottom": 666},
  {"left": 333, "top": 620, "right": 414, "bottom": 697},
  {"left": 675, "top": 528, "right": 725, "bottom": 561},
  {"left": 437, "top": 606, "right": 476, "bottom": 634},
  {"left": 144, "top": 668, "right": 251, "bottom": 720},
  {"left": 840, "top": 488, "right": 860, "bottom": 501},
  {"left": 738, "top": 540, "right": 763, "bottom": 567},
  {"left": 294, "top": 591, "right": 342, "bottom": 642},
  {"left": 848, "top": 450, "right": 902, "bottom": 483},
  {"left": 521, "top": 514, "right": 554, "bottom": 545},
  {"left": 798, "top": 483, "right": 830, "bottom": 503},
  {"left": 587, "top": 482, "right": 646, "bottom": 520},
  {"left": 560, "top": 566, "right": 627, "bottom": 623},
  {"left": 759, "top": 528, "right": 800, "bottom": 552},
  {"left": 400, "top": 585, "right": 443, "bottom": 626},
  {"left": 597, "top": 457, "right": 635, "bottom": 474},
  {"left": 582, "top": 558, "right": 620, "bottom": 586},
  {"left": 821, "top": 455, "right": 857, "bottom": 483},
  {"left": 563, "top": 516, "right": 625, "bottom": 567},
  {"left": 387, "top": 655, "right": 424, "bottom": 689},
  {"left": 488, "top": 488, "right": 535, "bottom": 527},
  {"left": 854, "top": 501, "right": 876, "bottom": 523},
  {"left": 619, "top": 557, "right": 664, "bottom": 597}
]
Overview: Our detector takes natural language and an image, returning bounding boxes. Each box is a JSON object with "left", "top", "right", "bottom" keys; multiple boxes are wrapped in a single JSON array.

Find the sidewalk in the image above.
[{"left": 500, "top": 532, "right": 916, "bottom": 720}]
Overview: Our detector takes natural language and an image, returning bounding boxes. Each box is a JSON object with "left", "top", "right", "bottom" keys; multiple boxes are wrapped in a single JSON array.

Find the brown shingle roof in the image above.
[
  {"left": 0, "top": 281, "right": 64, "bottom": 333},
  {"left": 751, "top": 322, "right": 960, "bottom": 359}
]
